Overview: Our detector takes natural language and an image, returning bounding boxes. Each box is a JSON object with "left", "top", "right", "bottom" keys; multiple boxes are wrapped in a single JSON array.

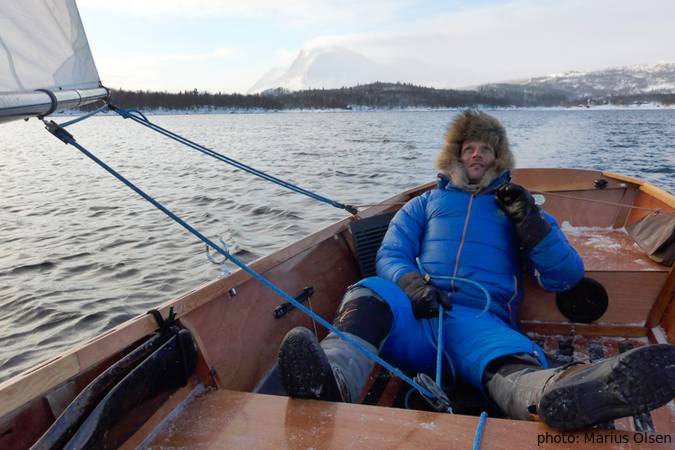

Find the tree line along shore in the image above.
[{"left": 103, "top": 82, "right": 675, "bottom": 112}]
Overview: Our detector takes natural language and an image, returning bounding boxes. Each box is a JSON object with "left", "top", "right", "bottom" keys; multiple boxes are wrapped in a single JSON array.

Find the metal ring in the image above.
[{"left": 34, "top": 88, "right": 58, "bottom": 117}]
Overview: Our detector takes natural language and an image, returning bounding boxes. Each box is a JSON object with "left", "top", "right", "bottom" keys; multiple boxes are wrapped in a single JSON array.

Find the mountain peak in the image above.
[{"left": 248, "top": 46, "right": 396, "bottom": 93}]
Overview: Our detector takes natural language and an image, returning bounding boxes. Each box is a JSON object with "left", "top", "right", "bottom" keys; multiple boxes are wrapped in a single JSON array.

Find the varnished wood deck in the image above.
[{"left": 144, "top": 389, "right": 672, "bottom": 449}]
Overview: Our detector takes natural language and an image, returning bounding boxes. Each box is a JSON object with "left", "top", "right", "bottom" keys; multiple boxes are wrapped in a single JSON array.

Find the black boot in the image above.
[
  {"left": 278, "top": 286, "right": 393, "bottom": 402},
  {"left": 538, "top": 344, "right": 675, "bottom": 430},
  {"left": 486, "top": 344, "right": 675, "bottom": 431},
  {"left": 278, "top": 327, "right": 349, "bottom": 401}
]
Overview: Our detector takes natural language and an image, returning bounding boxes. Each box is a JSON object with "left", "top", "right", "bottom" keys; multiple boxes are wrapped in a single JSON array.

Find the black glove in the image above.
[
  {"left": 397, "top": 272, "right": 451, "bottom": 319},
  {"left": 495, "top": 183, "right": 552, "bottom": 250}
]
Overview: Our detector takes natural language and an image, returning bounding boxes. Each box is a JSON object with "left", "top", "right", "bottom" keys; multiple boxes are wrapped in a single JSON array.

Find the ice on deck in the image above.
[{"left": 560, "top": 222, "right": 663, "bottom": 272}]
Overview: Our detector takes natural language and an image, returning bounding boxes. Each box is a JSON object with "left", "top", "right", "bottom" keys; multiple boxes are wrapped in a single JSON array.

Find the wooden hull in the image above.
[{"left": 1, "top": 168, "right": 674, "bottom": 449}]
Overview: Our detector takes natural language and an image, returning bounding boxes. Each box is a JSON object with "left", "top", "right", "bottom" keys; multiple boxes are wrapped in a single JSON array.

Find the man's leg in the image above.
[
  {"left": 278, "top": 285, "right": 393, "bottom": 402},
  {"left": 440, "top": 305, "right": 548, "bottom": 394},
  {"left": 278, "top": 276, "right": 440, "bottom": 403},
  {"left": 485, "top": 344, "right": 675, "bottom": 430},
  {"left": 483, "top": 352, "right": 547, "bottom": 420}
]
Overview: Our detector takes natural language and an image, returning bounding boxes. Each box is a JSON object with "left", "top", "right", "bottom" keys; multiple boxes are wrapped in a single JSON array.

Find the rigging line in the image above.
[
  {"left": 126, "top": 110, "right": 351, "bottom": 211},
  {"left": 108, "top": 105, "right": 358, "bottom": 215},
  {"left": 533, "top": 190, "right": 671, "bottom": 214},
  {"left": 59, "top": 102, "right": 109, "bottom": 128},
  {"left": 353, "top": 202, "right": 408, "bottom": 208},
  {"left": 114, "top": 106, "right": 344, "bottom": 209},
  {"left": 42, "top": 120, "right": 436, "bottom": 402},
  {"left": 356, "top": 189, "right": 674, "bottom": 214},
  {"left": 306, "top": 295, "right": 320, "bottom": 339}
]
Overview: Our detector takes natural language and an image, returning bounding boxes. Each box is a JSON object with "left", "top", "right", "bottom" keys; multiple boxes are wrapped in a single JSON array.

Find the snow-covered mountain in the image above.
[
  {"left": 250, "top": 47, "right": 675, "bottom": 99},
  {"left": 501, "top": 61, "right": 675, "bottom": 97},
  {"left": 248, "top": 47, "right": 402, "bottom": 94}
]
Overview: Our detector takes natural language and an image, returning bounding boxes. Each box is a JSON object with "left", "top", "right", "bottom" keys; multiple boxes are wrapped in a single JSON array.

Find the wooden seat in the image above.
[{"left": 521, "top": 227, "right": 669, "bottom": 336}]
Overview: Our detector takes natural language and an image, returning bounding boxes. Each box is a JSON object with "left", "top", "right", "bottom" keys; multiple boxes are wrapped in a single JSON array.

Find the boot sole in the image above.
[
  {"left": 278, "top": 327, "right": 340, "bottom": 400},
  {"left": 539, "top": 344, "right": 675, "bottom": 431}
]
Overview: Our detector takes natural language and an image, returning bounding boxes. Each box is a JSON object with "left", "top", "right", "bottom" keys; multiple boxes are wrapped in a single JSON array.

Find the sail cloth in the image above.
[
  {"left": 0, "top": 0, "right": 107, "bottom": 122},
  {"left": 0, "top": 0, "right": 100, "bottom": 93}
]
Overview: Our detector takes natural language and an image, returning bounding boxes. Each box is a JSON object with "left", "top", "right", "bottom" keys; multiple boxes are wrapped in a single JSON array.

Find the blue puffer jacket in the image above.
[{"left": 376, "top": 171, "right": 584, "bottom": 326}]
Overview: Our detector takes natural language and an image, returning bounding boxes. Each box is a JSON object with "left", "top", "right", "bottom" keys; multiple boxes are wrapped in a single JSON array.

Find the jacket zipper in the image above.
[{"left": 450, "top": 192, "right": 475, "bottom": 291}]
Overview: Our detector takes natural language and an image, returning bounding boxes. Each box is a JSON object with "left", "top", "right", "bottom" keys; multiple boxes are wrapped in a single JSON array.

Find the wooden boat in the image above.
[{"left": 0, "top": 168, "right": 673, "bottom": 449}]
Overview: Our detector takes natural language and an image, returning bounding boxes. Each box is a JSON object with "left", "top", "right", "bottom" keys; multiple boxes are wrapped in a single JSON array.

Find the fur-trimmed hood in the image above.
[{"left": 436, "top": 110, "right": 515, "bottom": 191}]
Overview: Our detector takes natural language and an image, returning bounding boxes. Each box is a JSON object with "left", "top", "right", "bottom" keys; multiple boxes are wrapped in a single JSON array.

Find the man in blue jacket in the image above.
[{"left": 277, "top": 111, "right": 675, "bottom": 431}]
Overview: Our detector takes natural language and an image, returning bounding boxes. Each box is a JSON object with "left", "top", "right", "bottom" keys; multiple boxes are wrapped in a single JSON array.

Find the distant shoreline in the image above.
[{"left": 56, "top": 103, "right": 675, "bottom": 117}]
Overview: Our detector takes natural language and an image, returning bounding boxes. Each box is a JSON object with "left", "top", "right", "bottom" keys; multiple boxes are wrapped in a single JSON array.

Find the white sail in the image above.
[
  {"left": 0, "top": 0, "right": 100, "bottom": 92},
  {"left": 0, "top": 0, "right": 107, "bottom": 122}
]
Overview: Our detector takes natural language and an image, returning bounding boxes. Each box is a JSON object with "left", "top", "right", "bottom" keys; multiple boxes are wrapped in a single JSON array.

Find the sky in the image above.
[{"left": 77, "top": 0, "right": 675, "bottom": 94}]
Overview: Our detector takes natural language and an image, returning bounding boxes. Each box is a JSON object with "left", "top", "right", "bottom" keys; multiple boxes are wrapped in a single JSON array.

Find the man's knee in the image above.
[{"left": 334, "top": 286, "right": 393, "bottom": 347}]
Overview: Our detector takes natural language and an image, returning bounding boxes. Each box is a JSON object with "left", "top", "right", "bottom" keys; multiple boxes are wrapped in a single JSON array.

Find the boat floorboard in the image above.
[{"left": 145, "top": 389, "right": 672, "bottom": 449}]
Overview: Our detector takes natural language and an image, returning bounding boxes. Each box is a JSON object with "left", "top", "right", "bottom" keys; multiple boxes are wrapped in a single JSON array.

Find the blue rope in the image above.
[
  {"left": 422, "top": 322, "right": 456, "bottom": 386},
  {"left": 416, "top": 258, "right": 457, "bottom": 387},
  {"left": 110, "top": 105, "right": 358, "bottom": 215},
  {"left": 472, "top": 411, "right": 488, "bottom": 450},
  {"left": 44, "top": 122, "right": 435, "bottom": 401},
  {"left": 59, "top": 103, "right": 109, "bottom": 128},
  {"left": 415, "top": 259, "right": 491, "bottom": 318},
  {"left": 119, "top": 107, "right": 148, "bottom": 122},
  {"left": 435, "top": 307, "right": 444, "bottom": 385}
]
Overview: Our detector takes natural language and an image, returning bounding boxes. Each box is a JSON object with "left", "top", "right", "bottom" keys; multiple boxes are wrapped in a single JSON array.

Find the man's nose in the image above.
[{"left": 469, "top": 148, "right": 482, "bottom": 157}]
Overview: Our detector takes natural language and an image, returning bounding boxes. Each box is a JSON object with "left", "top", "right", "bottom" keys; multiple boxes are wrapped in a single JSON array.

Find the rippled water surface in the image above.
[{"left": 0, "top": 109, "right": 673, "bottom": 382}]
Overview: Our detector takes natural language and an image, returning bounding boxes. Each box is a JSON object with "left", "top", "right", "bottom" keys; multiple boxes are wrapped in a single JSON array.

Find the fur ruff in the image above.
[{"left": 437, "top": 110, "right": 515, "bottom": 191}]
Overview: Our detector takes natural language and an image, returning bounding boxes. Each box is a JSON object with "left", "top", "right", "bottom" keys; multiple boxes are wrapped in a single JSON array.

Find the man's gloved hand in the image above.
[
  {"left": 495, "top": 183, "right": 552, "bottom": 250},
  {"left": 495, "top": 183, "right": 536, "bottom": 222},
  {"left": 397, "top": 272, "right": 451, "bottom": 319}
]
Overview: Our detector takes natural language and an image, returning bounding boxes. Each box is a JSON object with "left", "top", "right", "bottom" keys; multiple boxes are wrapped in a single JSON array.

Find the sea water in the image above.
[{"left": 0, "top": 109, "right": 673, "bottom": 382}]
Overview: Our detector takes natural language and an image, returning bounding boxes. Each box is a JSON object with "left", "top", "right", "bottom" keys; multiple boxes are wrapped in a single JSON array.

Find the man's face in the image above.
[{"left": 461, "top": 140, "right": 496, "bottom": 183}]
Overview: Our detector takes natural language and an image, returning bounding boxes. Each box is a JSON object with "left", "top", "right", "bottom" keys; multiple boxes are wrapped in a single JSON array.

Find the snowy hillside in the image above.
[
  {"left": 250, "top": 48, "right": 675, "bottom": 99},
  {"left": 510, "top": 61, "right": 675, "bottom": 97}
]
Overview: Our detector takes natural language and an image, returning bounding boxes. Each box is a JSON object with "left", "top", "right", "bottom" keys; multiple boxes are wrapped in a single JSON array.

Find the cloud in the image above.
[
  {"left": 274, "top": 48, "right": 300, "bottom": 66},
  {"left": 85, "top": 0, "right": 675, "bottom": 93},
  {"left": 77, "top": 0, "right": 419, "bottom": 26},
  {"left": 161, "top": 48, "right": 235, "bottom": 62},
  {"left": 97, "top": 48, "right": 249, "bottom": 92},
  {"left": 294, "top": 0, "right": 675, "bottom": 88}
]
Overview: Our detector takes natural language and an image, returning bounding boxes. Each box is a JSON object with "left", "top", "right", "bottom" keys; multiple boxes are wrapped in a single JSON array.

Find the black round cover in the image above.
[{"left": 556, "top": 277, "right": 608, "bottom": 323}]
